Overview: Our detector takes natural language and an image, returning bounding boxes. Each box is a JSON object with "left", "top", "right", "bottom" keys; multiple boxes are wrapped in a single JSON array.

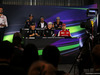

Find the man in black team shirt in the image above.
[
  {"left": 44, "top": 22, "right": 54, "bottom": 37},
  {"left": 24, "top": 14, "right": 35, "bottom": 28},
  {"left": 53, "top": 17, "right": 63, "bottom": 30},
  {"left": 28, "top": 22, "right": 40, "bottom": 37}
]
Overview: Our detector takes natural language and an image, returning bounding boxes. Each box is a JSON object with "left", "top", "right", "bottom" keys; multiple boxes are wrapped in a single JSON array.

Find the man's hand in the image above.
[
  {"left": 58, "top": 27, "right": 61, "bottom": 28},
  {"left": 0, "top": 24, "right": 6, "bottom": 27},
  {"left": 35, "top": 33, "right": 40, "bottom": 36},
  {"left": 29, "top": 33, "right": 35, "bottom": 37},
  {"left": 53, "top": 24, "right": 54, "bottom": 28},
  {"left": 29, "top": 35, "right": 32, "bottom": 37}
]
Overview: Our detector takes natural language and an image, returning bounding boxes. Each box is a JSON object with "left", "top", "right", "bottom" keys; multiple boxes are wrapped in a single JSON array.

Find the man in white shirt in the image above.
[
  {"left": 41, "top": 22, "right": 44, "bottom": 28},
  {"left": 37, "top": 16, "right": 47, "bottom": 28},
  {"left": 0, "top": 8, "right": 8, "bottom": 28},
  {"left": 0, "top": 7, "right": 8, "bottom": 42}
]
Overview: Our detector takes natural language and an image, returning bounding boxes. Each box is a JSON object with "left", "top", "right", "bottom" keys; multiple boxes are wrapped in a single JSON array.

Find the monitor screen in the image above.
[{"left": 87, "top": 8, "right": 98, "bottom": 17}]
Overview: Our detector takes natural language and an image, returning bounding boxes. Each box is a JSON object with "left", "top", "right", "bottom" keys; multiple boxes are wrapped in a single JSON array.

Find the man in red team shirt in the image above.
[{"left": 58, "top": 23, "right": 71, "bottom": 37}]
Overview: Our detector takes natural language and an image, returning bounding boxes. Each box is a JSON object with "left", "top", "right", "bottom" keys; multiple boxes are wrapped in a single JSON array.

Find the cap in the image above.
[
  {"left": 29, "top": 14, "right": 33, "bottom": 17},
  {"left": 56, "top": 17, "right": 60, "bottom": 20},
  {"left": 30, "top": 22, "right": 36, "bottom": 26},
  {"left": 40, "top": 16, "right": 44, "bottom": 19},
  {"left": 62, "top": 23, "right": 66, "bottom": 26},
  {"left": 48, "top": 22, "right": 53, "bottom": 25}
]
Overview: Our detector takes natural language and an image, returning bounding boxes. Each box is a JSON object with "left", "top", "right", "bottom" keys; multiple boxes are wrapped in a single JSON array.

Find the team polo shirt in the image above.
[{"left": 58, "top": 29, "right": 71, "bottom": 37}]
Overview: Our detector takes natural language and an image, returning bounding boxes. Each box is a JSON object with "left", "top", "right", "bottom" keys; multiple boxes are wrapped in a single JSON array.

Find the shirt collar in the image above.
[
  {"left": 62, "top": 29, "right": 67, "bottom": 31},
  {"left": 0, "top": 14, "right": 4, "bottom": 17}
]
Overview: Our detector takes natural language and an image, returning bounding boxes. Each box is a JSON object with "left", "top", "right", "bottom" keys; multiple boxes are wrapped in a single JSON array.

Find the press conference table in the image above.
[
  {"left": 21, "top": 28, "right": 80, "bottom": 51},
  {"left": 23, "top": 37, "right": 79, "bottom": 50},
  {"left": 21, "top": 28, "right": 80, "bottom": 63},
  {"left": 20, "top": 28, "right": 65, "bottom": 37}
]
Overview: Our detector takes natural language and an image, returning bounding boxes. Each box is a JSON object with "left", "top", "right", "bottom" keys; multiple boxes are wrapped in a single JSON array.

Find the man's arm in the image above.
[
  {"left": 43, "top": 30, "right": 46, "bottom": 36},
  {"left": 24, "top": 20, "right": 29, "bottom": 28},
  {"left": 44, "top": 22, "right": 47, "bottom": 28},
  {"left": 4, "top": 16, "right": 8, "bottom": 27},
  {"left": 37, "top": 22, "right": 40, "bottom": 28},
  {"left": 0, "top": 16, "right": 8, "bottom": 27},
  {"left": 0, "top": 24, "right": 6, "bottom": 27},
  {"left": 35, "top": 33, "right": 40, "bottom": 36},
  {"left": 58, "top": 31, "right": 61, "bottom": 37},
  {"left": 29, "top": 33, "right": 35, "bottom": 37},
  {"left": 68, "top": 31, "right": 71, "bottom": 37}
]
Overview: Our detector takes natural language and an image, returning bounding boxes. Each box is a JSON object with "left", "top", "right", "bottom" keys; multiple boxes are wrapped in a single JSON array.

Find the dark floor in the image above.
[{"left": 58, "top": 64, "right": 94, "bottom": 75}]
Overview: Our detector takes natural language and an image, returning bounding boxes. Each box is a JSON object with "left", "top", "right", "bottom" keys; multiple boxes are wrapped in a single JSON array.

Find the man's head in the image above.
[
  {"left": 24, "top": 44, "right": 39, "bottom": 69},
  {"left": 13, "top": 32, "right": 22, "bottom": 38},
  {"left": 24, "top": 44, "right": 39, "bottom": 61},
  {"left": 48, "top": 22, "right": 53, "bottom": 29},
  {"left": 0, "top": 7, "right": 3, "bottom": 14},
  {"left": 30, "top": 22, "right": 36, "bottom": 30},
  {"left": 62, "top": 24, "right": 66, "bottom": 30},
  {"left": 29, "top": 14, "right": 33, "bottom": 20},
  {"left": 42, "top": 45, "right": 60, "bottom": 68},
  {"left": 56, "top": 17, "right": 60, "bottom": 22},
  {"left": 40, "top": 16, "right": 44, "bottom": 22},
  {"left": 28, "top": 61, "right": 56, "bottom": 75},
  {"left": 92, "top": 45, "right": 100, "bottom": 65},
  {"left": 13, "top": 36, "right": 22, "bottom": 46}
]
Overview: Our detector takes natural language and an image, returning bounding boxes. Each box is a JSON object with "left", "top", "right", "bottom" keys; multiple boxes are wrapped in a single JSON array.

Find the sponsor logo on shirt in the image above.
[
  {"left": 61, "top": 32, "right": 64, "bottom": 34},
  {"left": 66, "top": 32, "right": 69, "bottom": 34}
]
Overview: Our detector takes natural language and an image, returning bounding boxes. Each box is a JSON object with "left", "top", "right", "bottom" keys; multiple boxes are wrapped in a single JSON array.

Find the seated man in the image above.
[
  {"left": 28, "top": 22, "right": 40, "bottom": 37},
  {"left": 58, "top": 23, "right": 71, "bottom": 37},
  {"left": 37, "top": 16, "right": 47, "bottom": 28},
  {"left": 44, "top": 22, "right": 54, "bottom": 37},
  {"left": 24, "top": 14, "right": 35, "bottom": 28},
  {"left": 53, "top": 17, "right": 63, "bottom": 30}
]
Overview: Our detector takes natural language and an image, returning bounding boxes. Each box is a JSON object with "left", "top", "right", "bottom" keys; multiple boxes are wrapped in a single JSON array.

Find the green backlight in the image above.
[
  {"left": 38, "top": 44, "right": 79, "bottom": 55},
  {"left": 57, "top": 7, "right": 88, "bottom": 10},
  {"left": 69, "top": 7, "right": 88, "bottom": 10},
  {"left": 3, "top": 34, "right": 14, "bottom": 43},
  {"left": 3, "top": 35, "right": 79, "bottom": 56},
  {"left": 67, "top": 25, "right": 85, "bottom": 33}
]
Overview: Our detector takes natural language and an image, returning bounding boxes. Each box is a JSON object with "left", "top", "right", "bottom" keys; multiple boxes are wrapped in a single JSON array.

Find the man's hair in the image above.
[
  {"left": 42, "top": 45, "right": 60, "bottom": 68},
  {"left": 92, "top": 45, "right": 100, "bottom": 65},
  {"left": 13, "top": 32, "right": 22, "bottom": 46},
  {"left": 13, "top": 32, "right": 22, "bottom": 38},
  {"left": 0, "top": 41, "right": 14, "bottom": 59},
  {"left": 40, "top": 16, "right": 44, "bottom": 19},
  {"left": 29, "top": 14, "right": 33, "bottom": 17},
  {"left": 28, "top": 61, "right": 56, "bottom": 75},
  {"left": 24, "top": 44, "right": 39, "bottom": 60},
  {"left": 13, "top": 36, "right": 22, "bottom": 46}
]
